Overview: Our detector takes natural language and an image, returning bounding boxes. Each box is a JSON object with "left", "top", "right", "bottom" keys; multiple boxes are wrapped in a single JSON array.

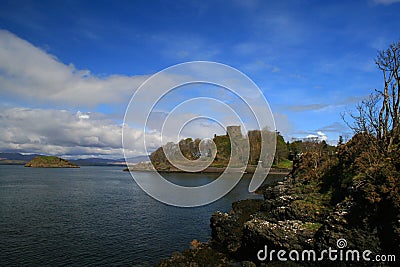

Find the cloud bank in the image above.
[
  {"left": 0, "top": 30, "right": 313, "bottom": 157},
  {"left": 0, "top": 107, "right": 162, "bottom": 158},
  {"left": 0, "top": 30, "right": 147, "bottom": 107}
]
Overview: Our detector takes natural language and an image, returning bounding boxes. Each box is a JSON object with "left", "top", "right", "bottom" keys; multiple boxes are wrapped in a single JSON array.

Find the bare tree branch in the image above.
[{"left": 343, "top": 40, "right": 400, "bottom": 155}]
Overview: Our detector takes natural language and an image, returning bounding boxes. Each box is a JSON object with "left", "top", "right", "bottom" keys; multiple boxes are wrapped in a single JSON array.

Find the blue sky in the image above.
[{"left": 0, "top": 0, "right": 399, "bottom": 158}]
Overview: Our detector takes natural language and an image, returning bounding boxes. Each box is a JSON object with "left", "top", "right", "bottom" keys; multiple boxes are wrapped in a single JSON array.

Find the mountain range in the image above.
[{"left": 0, "top": 152, "right": 148, "bottom": 166}]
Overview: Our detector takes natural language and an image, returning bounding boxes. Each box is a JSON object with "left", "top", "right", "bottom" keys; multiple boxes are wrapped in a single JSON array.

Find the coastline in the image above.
[
  {"left": 124, "top": 164, "right": 291, "bottom": 175},
  {"left": 157, "top": 138, "right": 400, "bottom": 266}
]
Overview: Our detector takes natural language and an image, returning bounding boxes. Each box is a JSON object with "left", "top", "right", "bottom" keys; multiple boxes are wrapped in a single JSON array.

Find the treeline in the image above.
[{"left": 149, "top": 130, "right": 336, "bottom": 170}]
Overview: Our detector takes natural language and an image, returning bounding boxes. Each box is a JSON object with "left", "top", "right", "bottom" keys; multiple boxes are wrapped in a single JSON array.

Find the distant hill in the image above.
[
  {"left": 25, "top": 156, "right": 79, "bottom": 168},
  {"left": 0, "top": 152, "right": 149, "bottom": 166},
  {"left": 69, "top": 157, "right": 123, "bottom": 166},
  {"left": 0, "top": 152, "right": 42, "bottom": 161},
  {"left": 70, "top": 155, "right": 149, "bottom": 166}
]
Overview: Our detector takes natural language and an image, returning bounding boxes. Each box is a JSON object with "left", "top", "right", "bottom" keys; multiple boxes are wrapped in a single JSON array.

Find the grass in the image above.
[
  {"left": 273, "top": 159, "right": 293, "bottom": 169},
  {"left": 36, "top": 156, "right": 60, "bottom": 163},
  {"left": 26, "top": 155, "right": 78, "bottom": 167}
]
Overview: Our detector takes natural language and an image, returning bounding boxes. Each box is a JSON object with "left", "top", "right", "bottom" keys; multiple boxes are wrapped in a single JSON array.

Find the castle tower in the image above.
[
  {"left": 226, "top": 125, "right": 242, "bottom": 139},
  {"left": 226, "top": 126, "right": 246, "bottom": 166}
]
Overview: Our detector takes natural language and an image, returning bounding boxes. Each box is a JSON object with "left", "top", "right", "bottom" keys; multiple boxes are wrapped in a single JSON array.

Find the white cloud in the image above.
[
  {"left": 0, "top": 107, "right": 161, "bottom": 158},
  {"left": 0, "top": 30, "right": 148, "bottom": 107},
  {"left": 76, "top": 111, "right": 90, "bottom": 120},
  {"left": 287, "top": 103, "right": 329, "bottom": 112},
  {"left": 0, "top": 31, "right": 282, "bottom": 157},
  {"left": 318, "top": 122, "right": 348, "bottom": 133},
  {"left": 306, "top": 131, "right": 327, "bottom": 141},
  {"left": 306, "top": 134, "right": 317, "bottom": 138}
]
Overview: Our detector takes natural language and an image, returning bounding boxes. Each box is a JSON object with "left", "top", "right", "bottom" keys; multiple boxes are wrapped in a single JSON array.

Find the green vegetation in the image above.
[
  {"left": 149, "top": 128, "right": 336, "bottom": 172},
  {"left": 274, "top": 133, "right": 289, "bottom": 165},
  {"left": 25, "top": 156, "right": 79, "bottom": 168},
  {"left": 158, "top": 39, "right": 400, "bottom": 267},
  {"left": 290, "top": 39, "right": 400, "bottom": 211},
  {"left": 272, "top": 158, "right": 293, "bottom": 169}
]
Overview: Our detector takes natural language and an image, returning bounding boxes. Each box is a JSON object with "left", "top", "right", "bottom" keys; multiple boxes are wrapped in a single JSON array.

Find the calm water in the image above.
[{"left": 0, "top": 165, "right": 282, "bottom": 266}]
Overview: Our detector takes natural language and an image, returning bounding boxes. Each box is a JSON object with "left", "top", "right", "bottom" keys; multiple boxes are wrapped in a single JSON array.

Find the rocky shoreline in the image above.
[
  {"left": 124, "top": 162, "right": 291, "bottom": 175},
  {"left": 157, "top": 175, "right": 322, "bottom": 266},
  {"left": 157, "top": 149, "right": 400, "bottom": 266}
]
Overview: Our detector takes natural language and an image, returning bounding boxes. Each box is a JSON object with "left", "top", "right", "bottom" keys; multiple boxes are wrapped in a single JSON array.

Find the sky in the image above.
[{"left": 0, "top": 0, "right": 400, "bottom": 159}]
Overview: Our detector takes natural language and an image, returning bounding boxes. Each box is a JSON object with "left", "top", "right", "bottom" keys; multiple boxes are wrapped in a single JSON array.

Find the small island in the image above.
[{"left": 25, "top": 156, "right": 80, "bottom": 168}]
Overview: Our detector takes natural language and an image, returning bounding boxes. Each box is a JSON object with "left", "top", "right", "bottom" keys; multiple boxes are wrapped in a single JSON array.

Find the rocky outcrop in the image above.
[
  {"left": 242, "top": 219, "right": 317, "bottom": 254},
  {"left": 157, "top": 138, "right": 400, "bottom": 266},
  {"left": 211, "top": 199, "right": 264, "bottom": 254},
  {"left": 157, "top": 240, "right": 236, "bottom": 267},
  {"left": 25, "top": 156, "right": 79, "bottom": 168},
  {"left": 314, "top": 192, "right": 400, "bottom": 260},
  {"left": 158, "top": 170, "right": 399, "bottom": 266},
  {"left": 209, "top": 177, "right": 326, "bottom": 264}
]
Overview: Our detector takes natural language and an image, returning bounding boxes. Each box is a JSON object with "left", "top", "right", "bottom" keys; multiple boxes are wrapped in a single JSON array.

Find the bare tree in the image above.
[
  {"left": 376, "top": 41, "right": 400, "bottom": 153},
  {"left": 342, "top": 40, "right": 400, "bottom": 155}
]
